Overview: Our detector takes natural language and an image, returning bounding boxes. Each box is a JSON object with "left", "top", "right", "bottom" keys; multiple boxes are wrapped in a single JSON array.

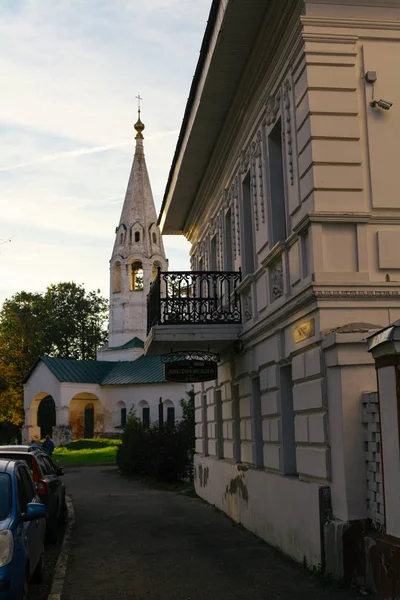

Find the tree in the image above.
[
  {"left": 0, "top": 283, "right": 108, "bottom": 427},
  {"left": 45, "top": 283, "right": 108, "bottom": 360},
  {"left": 0, "top": 362, "right": 25, "bottom": 427},
  {"left": 0, "top": 292, "right": 50, "bottom": 375}
]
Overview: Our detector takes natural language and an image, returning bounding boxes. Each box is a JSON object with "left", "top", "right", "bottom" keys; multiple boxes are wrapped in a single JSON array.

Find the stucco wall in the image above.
[
  {"left": 194, "top": 455, "right": 323, "bottom": 566},
  {"left": 102, "top": 382, "right": 185, "bottom": 430}
]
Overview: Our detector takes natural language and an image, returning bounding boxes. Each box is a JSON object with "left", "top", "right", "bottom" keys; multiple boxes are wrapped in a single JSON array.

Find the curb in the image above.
[{"left": 48, "top": 496, "right": 75, "bottom": 600}]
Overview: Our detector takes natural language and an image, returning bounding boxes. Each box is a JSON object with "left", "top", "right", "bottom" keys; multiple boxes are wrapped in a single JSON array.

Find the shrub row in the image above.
[{"left": 117, "top": 393, "right": 195, "bottom": 483}]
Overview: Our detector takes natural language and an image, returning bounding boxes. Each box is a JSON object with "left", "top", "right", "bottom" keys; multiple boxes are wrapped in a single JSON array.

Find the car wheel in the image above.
[
  {"left": 30, "top": 552, "right": 44, "bottom": 584},
  {"left": 45, "top": 516, "right": 58, "bottom": 544}
]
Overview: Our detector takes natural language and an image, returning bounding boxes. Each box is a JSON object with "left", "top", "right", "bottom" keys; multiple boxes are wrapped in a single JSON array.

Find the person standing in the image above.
[{"left": 42, "top": 435, "right": 55, "bottom": 456}]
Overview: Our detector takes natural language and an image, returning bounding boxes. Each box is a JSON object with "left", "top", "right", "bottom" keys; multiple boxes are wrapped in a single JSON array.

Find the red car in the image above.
[{"left": 0, "top": 446, "right": 66, "bottom": 542}]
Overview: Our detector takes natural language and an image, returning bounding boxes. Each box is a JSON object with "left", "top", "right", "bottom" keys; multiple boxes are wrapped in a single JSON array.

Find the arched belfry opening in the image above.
[
  {"left": 113, "top": 261, "right": 121, "bottom": 293},
  {"left": 130, "top": 261, "right": 144, "bottom": 291}
]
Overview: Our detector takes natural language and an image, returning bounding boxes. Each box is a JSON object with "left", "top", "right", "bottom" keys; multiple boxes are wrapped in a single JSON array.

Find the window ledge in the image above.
[{"left": 261, "top": 241, "right": 286, "bottom": 268}]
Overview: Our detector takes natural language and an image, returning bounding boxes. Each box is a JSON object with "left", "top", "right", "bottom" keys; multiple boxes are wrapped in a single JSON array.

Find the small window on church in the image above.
[
  {"left": 167, "top": 406, "right": 175, "bottom": 427},
  {"left": 113, "top": 262, "right": 121, "bottom": 293},
  {"left": 142, "top": 406, "right": 150, "bottom": 429},
  {"left": 135, "top": 231, "right": 140, "bottom": 243},
  {"left": 120, "top": 233, "right": 124, "bottom": 244},
  {"left": 130, "top": 261, "right": 144, "bottom": 291},
  {"left": 121, "top": 408, "right": 127, "bottom": 428},
  {"left": 152, "top": 232, "right": 157, "bottom": 244}
]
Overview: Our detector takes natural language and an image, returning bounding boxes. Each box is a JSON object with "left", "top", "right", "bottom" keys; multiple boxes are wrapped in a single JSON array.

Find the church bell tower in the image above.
[{"left": 105, "top": 107, "right": 167, "bottom": 353}]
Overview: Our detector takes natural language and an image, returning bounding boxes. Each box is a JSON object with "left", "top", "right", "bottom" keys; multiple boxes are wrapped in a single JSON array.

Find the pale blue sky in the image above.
[{"left": 0, "top": 0, "right": 211, "bottom": 305}]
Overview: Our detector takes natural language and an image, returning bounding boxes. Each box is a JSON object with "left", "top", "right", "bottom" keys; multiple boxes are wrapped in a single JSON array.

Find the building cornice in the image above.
[
  {"left": 314, "top": 289, "right": 400, "bottom": 300},
  {"left": 301, "top": 15, "right": 400, "bottom": 32},
  {"left": 241, "top": 284, "right": 316, "bottom": 344},
  {"left": 241, "top": 282, "right": 400, "bottom": 347},
  {"left": 293, "top": 212, "right": 400, "bottom": 236}
]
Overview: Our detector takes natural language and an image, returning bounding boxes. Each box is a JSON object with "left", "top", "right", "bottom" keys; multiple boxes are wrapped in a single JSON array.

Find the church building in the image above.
[{"left": 22, "top": 112, "right": 185, "bottom": 444}]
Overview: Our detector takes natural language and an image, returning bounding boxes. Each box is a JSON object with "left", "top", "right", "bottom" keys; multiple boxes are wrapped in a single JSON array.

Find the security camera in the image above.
[{"left": 370, "top": 99, "right": 393, "bottom": 110}]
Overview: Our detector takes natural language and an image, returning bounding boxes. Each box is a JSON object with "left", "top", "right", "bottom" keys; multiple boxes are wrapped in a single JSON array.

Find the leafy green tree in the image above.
[
  {"left": 0, "top": 283, "right": 108, "bottom": 427},
  {"left": 45, "top": 282, "right": 108, "bottom": 360},
  {"left": 0, "top": 291, "right": 50, "bottom": 375}
]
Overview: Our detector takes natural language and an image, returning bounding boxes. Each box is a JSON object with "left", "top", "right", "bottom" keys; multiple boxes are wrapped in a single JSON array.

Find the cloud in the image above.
[
  {"left": 0, "top": 129, "right": 178, "bottom": 172},
  {"left": 0, "top": 0, "right": 209, "bottom": 305}
]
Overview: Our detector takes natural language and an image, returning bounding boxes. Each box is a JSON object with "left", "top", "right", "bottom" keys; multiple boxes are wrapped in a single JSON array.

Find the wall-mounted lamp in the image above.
[{"left": 365, "top": 71, "right": 394, "bottom": 111}]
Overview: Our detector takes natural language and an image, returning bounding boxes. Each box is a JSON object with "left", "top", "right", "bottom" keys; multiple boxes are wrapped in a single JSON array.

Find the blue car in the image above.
[{"left": 0, "top": 459, "right": 46, "bottom": 599}]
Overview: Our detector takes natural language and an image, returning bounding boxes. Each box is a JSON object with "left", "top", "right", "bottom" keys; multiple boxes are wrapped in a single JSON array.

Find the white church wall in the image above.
[
  {"left": 103, "top": 382, "right": 186, "bottom": 429},
  {"left": 23, "top": 362, "right": 61, "bottom": 442},
  {"left": 96, "top": 347, "right": 144, "bottom": 362},
  {"left": 23, "top": 361, "right": 60, "bottom": 410}
]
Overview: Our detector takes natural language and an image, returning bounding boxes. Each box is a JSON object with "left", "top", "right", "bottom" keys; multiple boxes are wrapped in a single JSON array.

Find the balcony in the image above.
[{"left": 145, "top": 270, "right": 242, "bottom": 356}]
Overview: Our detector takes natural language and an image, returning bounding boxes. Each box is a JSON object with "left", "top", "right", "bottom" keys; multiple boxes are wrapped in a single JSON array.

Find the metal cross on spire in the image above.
[{"left": 134, "top": 95, "right": 145, "bottom": 139}]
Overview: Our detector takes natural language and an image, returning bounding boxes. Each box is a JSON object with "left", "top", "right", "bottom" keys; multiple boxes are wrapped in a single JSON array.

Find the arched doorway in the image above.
[
  {"left": 83, "top": 403, "right": 94, "bottom": 439},
  {"left": 25, "top": 392, "right": 55, "bottom": 443},
  {"left": 69, "top": 393, "right": 103, "bottom": 440},
  {"left": 37, "top": 395, "right": 56, "bottom": 438}
]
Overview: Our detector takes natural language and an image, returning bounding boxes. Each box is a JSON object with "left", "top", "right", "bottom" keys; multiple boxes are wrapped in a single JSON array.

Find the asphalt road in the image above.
[{"left": 61, "top": 466, "right": 371, "bottom": 600}]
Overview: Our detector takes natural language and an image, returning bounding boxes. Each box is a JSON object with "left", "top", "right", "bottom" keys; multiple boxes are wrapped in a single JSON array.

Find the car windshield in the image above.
[{"left": 0, "top": 474, "right": 11, "bottom": 520}]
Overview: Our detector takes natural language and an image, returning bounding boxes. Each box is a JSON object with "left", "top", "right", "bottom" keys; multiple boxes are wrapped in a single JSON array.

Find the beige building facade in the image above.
[{"left": 146, "top": 0, "right": 400, "bottom": 579}]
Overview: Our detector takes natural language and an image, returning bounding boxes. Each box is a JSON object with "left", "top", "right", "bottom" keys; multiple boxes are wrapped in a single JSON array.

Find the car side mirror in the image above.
[
  {"left": 57, "top": 467, "right": 64, "bottom": 476},
  {"left": 21, "top": 503, "right": 46, "bottom": 522}
]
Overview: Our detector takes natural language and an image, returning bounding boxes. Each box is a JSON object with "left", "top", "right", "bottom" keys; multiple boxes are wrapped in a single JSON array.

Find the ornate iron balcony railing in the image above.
[{"left": 147, "top": 270, "right": 242, "bottom": 333}]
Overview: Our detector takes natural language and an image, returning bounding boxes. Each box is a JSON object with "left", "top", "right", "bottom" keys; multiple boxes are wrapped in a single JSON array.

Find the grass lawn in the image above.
[{"left": 53, "top": 438, "right": 121, "bottom": 466}]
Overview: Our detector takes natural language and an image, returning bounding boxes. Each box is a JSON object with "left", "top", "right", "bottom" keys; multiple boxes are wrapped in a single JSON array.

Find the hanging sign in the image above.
[{"left": 164, "top": 360, "right": 217, "bottom": 383}]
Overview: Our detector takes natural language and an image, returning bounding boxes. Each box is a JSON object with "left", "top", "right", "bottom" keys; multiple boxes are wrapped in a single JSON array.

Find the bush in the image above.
[
  {"left": 0, "top": 421, "right": 21, "bottom": 445},
  {"left": 117, "top": 391, "right": 195, "bottom": 483}
]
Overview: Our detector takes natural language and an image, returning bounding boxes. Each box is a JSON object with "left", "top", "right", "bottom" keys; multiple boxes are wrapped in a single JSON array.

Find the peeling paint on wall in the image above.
[
  {"left": 198, "top": 465, "right": 209, "bottom": 487},
  {"left": 224, "top": 474, "right": 249, "bottom": 503}
]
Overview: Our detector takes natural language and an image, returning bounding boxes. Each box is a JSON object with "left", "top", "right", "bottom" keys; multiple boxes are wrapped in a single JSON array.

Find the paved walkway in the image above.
[{"left": 62, "top": 466, "right": 369, "bottom": 600}]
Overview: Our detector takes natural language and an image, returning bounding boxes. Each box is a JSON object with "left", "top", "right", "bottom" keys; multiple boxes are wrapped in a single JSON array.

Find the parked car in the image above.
[
  {"left": 0, "top": 446, "right": 66, "bottom": 543},
  {"left": 0, "top": 458, "right": 46, "bottom": 599}
]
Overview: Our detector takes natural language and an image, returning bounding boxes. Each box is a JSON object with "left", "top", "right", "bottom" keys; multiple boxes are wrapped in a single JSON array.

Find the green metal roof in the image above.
[
  {"left": 36, "top": 354, "right": 166, "bottom": 385},
  {"left": 40, "top": 357, "right": 115, "bottom": 384},
  {"left": 101, "top": 356, "right": 165, "bottom": 385}
]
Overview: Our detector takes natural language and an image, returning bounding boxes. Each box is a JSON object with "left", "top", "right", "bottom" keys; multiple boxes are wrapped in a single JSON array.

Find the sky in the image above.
[{"left": 0, "top": 0, "right": 211, "bottom": 306}]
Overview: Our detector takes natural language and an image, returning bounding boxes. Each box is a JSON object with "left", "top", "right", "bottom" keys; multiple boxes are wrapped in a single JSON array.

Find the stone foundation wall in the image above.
[{"left": 52, "top": 425, "right": 73, "bottom": 446}]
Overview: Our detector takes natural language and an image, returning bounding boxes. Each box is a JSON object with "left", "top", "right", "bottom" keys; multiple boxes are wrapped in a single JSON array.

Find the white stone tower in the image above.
[{"left": 106, "top": 109, "right": 167, "bottom": 351}]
